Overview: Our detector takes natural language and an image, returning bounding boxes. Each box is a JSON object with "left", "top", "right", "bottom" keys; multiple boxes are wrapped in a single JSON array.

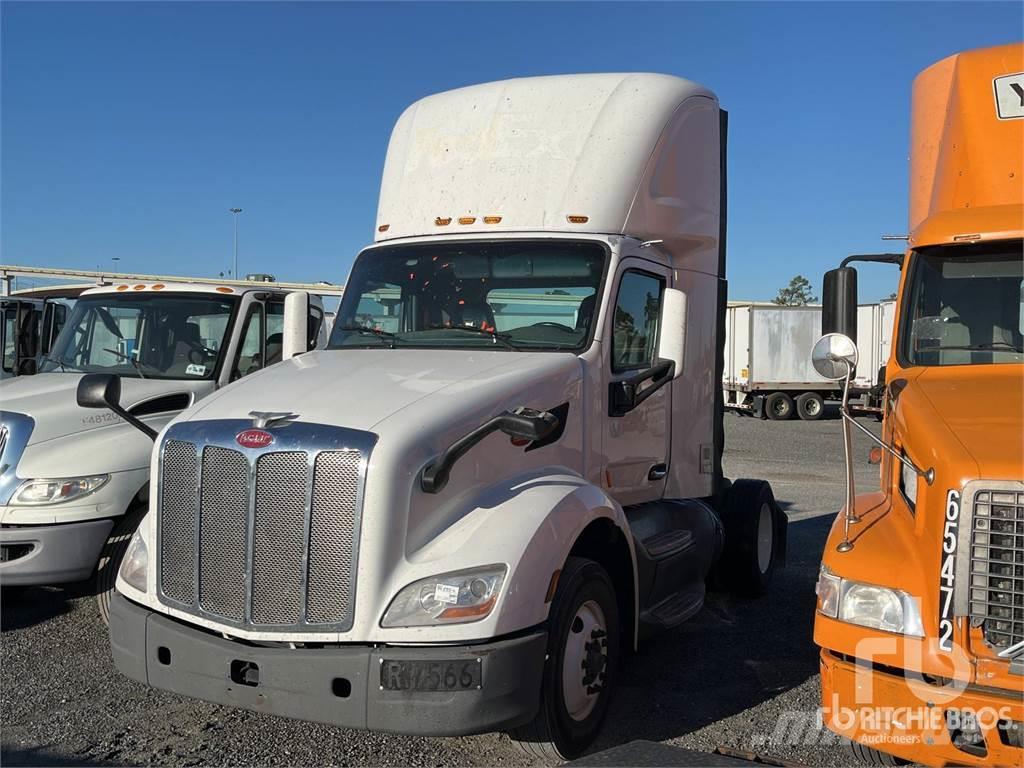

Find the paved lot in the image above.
[{"left": 2, "top": 409, "right": 882, "bottom": 767}]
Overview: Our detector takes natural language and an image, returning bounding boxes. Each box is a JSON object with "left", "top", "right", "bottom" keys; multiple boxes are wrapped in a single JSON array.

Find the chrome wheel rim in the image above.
[
  {"left": 757, "top": 502, "right": 773, "bottom": 574},
  {"left": 805, "top": 398, "right": 822, "bottom": 416},
  {"left": 561, "top": 599, "right": 607, "bottom": 722}
]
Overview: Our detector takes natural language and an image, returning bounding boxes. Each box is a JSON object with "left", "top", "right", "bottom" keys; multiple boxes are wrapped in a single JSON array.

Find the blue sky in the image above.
[{"left": 2, "top": 2, "right": 1020, "bottom": 301}]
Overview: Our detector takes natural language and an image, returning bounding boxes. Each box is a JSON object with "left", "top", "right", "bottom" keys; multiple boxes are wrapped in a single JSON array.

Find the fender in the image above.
[{"left": 403, "top": 467, "right": 638, "bottom": 641}]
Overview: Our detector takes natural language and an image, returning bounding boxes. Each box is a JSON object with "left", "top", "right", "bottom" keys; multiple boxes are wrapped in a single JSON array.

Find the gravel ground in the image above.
[{"left": 1, "top": 408, "right": 882, "bottom": 767}]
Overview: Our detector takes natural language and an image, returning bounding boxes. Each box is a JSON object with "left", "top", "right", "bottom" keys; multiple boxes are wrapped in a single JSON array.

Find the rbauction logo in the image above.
[{"left": 236, "top": 429, "right": 274, "bottom": 449}]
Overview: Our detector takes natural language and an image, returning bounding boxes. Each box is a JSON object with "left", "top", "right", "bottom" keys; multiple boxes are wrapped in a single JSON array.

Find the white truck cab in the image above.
[
  {"left": 99, "top": 74, "right": 786, "bottom": 759},
  {"left": 0, "top": 280, "right": 326, "bottom": 620},
  {"left": 1, "top": 296, "right": 70, "bottom": 379}
]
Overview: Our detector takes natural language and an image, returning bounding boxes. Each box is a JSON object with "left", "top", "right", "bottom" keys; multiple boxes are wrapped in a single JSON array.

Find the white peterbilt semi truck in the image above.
[
  {"left": 91, "top": 74, "right": 787, "bottom": 759},
  {"left": 0, "top": 279, "right": 326, "bottom": 620}
]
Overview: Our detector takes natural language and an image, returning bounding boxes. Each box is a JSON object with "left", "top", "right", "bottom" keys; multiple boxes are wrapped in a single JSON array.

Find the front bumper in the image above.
[
  {"left": 110, "top": 593, "right": 547, "bottom": 736},
  {"left": 820, "top": 650, "right": 1023, "bottom": 767},
  {"left": 0, "top": 518, "right": 114, "bottom": 585}
]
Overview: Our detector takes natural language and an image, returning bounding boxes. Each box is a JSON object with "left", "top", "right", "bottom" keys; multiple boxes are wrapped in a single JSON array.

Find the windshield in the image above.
[
  {"left": 329, "top": 240, "right": 606, "bottom": 351},
  {"left": 900, "top": 243, "right": 1023, "bottom": 367},
  {"left": 41, "top": 293, "right": 237, "bottom": 379}
]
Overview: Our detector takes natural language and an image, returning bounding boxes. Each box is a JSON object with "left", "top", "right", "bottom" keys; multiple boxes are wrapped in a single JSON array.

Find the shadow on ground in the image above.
[{"left": 591, "top": 512, "right": 833, "bottom": 751}]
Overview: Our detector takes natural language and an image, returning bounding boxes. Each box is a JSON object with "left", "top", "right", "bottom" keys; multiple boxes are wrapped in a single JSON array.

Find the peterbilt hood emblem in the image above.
[
  {"left": 236, "top": 429, "right": 274, "bottom": 449},
  {"left": 248, "top": 411, "right": 298, "bottom": 429}
]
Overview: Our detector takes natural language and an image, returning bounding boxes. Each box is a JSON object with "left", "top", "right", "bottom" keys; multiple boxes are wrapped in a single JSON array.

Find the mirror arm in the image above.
[
  {"left": 839, "top": 253, "right": 904, "bottom": 268},
  {"left": 840, "top": 409, "right": 934, "bottom": 485},
  {"left": 420, "top": 409, "right": 559, "bottom": 494},
  {"left": 113, "top": 406, "right": 159, "bottom": 441},
  {"left": 609, "top": 359, "right": 674, "bottom": 417}
]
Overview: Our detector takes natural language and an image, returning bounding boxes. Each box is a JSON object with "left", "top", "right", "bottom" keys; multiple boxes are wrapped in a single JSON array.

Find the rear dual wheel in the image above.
[{"left": 509, "top": 557, "right": 618, "bottom": 762}]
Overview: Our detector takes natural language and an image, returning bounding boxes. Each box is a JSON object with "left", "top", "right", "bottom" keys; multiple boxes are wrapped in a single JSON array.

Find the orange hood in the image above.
[{"left": 911, "top": 365, "right": 1024, "bottom": 481}]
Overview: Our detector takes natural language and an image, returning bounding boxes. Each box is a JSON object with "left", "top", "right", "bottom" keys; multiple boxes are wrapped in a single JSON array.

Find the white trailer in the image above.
[
  {"left": 92, "top": 73, "right": 786, "bottom": 760},
  {"left": 723, "top": 301, "right": 893, "bottom": 420},
  {"left": 0, "top": 276, "right": 332, "bottom": 622}
]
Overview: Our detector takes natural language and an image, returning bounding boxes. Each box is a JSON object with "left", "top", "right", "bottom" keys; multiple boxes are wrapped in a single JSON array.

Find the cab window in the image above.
[{"left": 611, "top": 270, "right": 664, "bottom": 372}]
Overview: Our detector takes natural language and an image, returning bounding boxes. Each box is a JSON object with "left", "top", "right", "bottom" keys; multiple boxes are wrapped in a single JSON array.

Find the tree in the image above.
[{"left": 772, "top": 275, "right": 818, "bottom": 306}]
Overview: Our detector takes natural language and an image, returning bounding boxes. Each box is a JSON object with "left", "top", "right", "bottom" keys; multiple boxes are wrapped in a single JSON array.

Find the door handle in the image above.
[{"left": 648, "top": 463, "right": 668, "bottom": 481}]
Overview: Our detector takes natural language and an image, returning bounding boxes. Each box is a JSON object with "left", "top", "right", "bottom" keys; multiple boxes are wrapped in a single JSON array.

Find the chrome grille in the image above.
[
  {"left": 0, "top": 426, "right": 8, "bottom": 465},
  {"left": 307, "top": 451, "right": 362, "bottom": 624},
  {"left": 969, "top": 489, "right": 1024, "bottom": 651},
  {"left": 198, "top": 447, "right": 249, "bottom": 620},
  {"left": 159, "top": 440, "right": 199, "bottom": 604},
  {"left": 156, "top": 420, "right": 373, "bottom": 632},
  {"left": 251, "top": 452, "right": 307, "bottom": 625}
]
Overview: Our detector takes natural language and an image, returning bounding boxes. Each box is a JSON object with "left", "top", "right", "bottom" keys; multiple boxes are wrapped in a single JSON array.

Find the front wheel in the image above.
[
  {"left": 509, "top": 557, "right": 619, "bottom": 762},
  {"left": 95, "top": 509, "right": 144, "bottom": 625}
]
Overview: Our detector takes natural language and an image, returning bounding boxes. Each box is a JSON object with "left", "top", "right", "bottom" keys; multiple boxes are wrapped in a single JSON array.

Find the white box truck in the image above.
[
  {"left": 0, "top": 279, "right": 327, "bottom": 621},
  {"left": 723, "top": 301, "right": 893, "bottom": 419},
  {"left": 91, "top": 73, "right": 787, "bottom": 760}
]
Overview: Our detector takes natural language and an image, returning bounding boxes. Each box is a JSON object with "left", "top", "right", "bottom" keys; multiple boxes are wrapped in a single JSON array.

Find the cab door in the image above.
[{"left": 601, "top": 259, "right": 673, "bottom": 506}]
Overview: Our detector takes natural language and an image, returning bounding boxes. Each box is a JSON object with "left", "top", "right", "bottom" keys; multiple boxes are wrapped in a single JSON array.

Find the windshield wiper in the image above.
[
  {"left": 424, "top": 325, "right": 519, "bottom": 350},
  {"left": 102, "top": 348, "right": 159, "bottom": 379},
  {"left": 929, "top": 342, "right": 1023, "bottom": 353},
  {"left": 335, "top": 325, "right": 398, "bottom": 347}
]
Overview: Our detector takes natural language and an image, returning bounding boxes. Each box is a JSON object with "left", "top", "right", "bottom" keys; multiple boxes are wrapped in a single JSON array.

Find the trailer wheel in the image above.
[
  {"left": 844, "top": 739, "right": 908, "bottom": 766},
  {"left": 95, "top": 508, "right": 144, "bottom": 626},
  {"left": 796, "top": 392, "right": 824, "bottom": 421},
  {"left": 714, "top": 480, "right": 782, "bottom": 596},
  {"left": 509, "top": 556, "right": 618, "bottom": 762},
  {"left": 764, "top": 392, "right": 794, "bottom": 421}
]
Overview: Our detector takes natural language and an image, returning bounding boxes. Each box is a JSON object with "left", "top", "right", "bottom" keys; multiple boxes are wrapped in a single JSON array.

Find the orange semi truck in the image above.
[{"left": 812, "top": 43, "right": 1024, "bottom": 766}]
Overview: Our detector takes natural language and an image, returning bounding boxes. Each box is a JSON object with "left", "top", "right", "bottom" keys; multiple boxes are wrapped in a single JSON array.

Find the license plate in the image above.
[{"left": 379, "top": 658, "right": 482, "bottom": 692}]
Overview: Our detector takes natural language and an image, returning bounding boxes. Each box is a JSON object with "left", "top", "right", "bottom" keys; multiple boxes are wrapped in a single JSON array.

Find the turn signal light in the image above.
[
  {"left": 868, "top": 447, "right": 883, "bottom": 465},
  {"left": 566, "top": 215, "right": 589, "bottom": 224}
]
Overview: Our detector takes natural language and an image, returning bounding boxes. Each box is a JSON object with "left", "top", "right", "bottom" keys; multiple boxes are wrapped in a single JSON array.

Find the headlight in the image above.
[
  {"left": 11, "top": 475, "right": 110, "bottom": 505},
  {"left": 816, "top": 565, "right": 923, "bottom": 637},
  {"left": 118, "top": 529, "right": 148, "bottom": 593},
  {"left": 900, "top": 456, "right": 918, "bottom": 509},
  {"left": 381, "top": 565, "right": 506, "bottom": 628}
]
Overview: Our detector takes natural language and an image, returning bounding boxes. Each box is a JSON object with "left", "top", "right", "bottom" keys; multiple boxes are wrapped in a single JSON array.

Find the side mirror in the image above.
[
  {"left": 658, "top": 288, "right": 687, "bottom": 380},
  {"left": 811, "top": 333, "right": 859, "bottom": 381},
  {"left": 77, "top": 372, "right": 122, "bottom": 409},
  {"left": 77, "top": 373, "right": 158, "bottom": 440},
  {"left": 283, "top": 291, "right": 310, "bottom": 360},
  {"left": 822, "top": 267, "right": 858, "bottom": 343}
]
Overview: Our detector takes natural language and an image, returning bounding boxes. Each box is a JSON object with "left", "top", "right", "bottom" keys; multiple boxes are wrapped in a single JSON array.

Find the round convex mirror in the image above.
[{"left": 811, "top": 333, "right": 859, "bottom": 380}]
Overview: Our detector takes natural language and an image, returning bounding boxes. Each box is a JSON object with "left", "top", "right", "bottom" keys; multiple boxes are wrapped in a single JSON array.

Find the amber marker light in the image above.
[
  {"left": 116, "top": 285, "right": 129, "bottom": 292},
  {"left": 378, "top": 224, "right": 390, "bottom": 232},
  {"left": 152, "top": 284, "right": 165, "bottom": 291},
  {"left": 458, "top": 217, "right": 476, "bottom": 225},
  {"left": 566, "top": 215, "right": 589, "bottom": 224},
  {"left": 435, "top": 217, "right": 452, "bottom": 226},
  {"left": 216, "top": 286, "right": 234, "bottom": 294},
  {"left": 133, "top": 284, "right": 146, "bottom": 291},
  {"left": 483, "top": 216, "right": 502, "bottom": 224}
]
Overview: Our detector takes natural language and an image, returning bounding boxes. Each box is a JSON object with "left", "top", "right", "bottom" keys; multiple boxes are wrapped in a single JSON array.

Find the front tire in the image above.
[
  {"left": 509, "top": 557, "right": 619, "bottom": 762},
  {"left": 95, "top": 509, "right": 144, "bottom": 625},
  {"left": 844, "top": 739, "right": 908, "bottom": 766}
]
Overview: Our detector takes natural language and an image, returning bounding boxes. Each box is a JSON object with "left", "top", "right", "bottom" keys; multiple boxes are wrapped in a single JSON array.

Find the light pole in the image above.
[{"left": 229, "top": 208, "right": 243, "bottom": 278}]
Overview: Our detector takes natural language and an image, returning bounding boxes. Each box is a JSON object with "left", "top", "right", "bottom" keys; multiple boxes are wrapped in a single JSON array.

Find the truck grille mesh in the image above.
[
  {"left": 969, "top": 489, "right": 1024, "bottom": 651},
  {"left": 157, "top": 425, "right": 368, "bottom": 632}
]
